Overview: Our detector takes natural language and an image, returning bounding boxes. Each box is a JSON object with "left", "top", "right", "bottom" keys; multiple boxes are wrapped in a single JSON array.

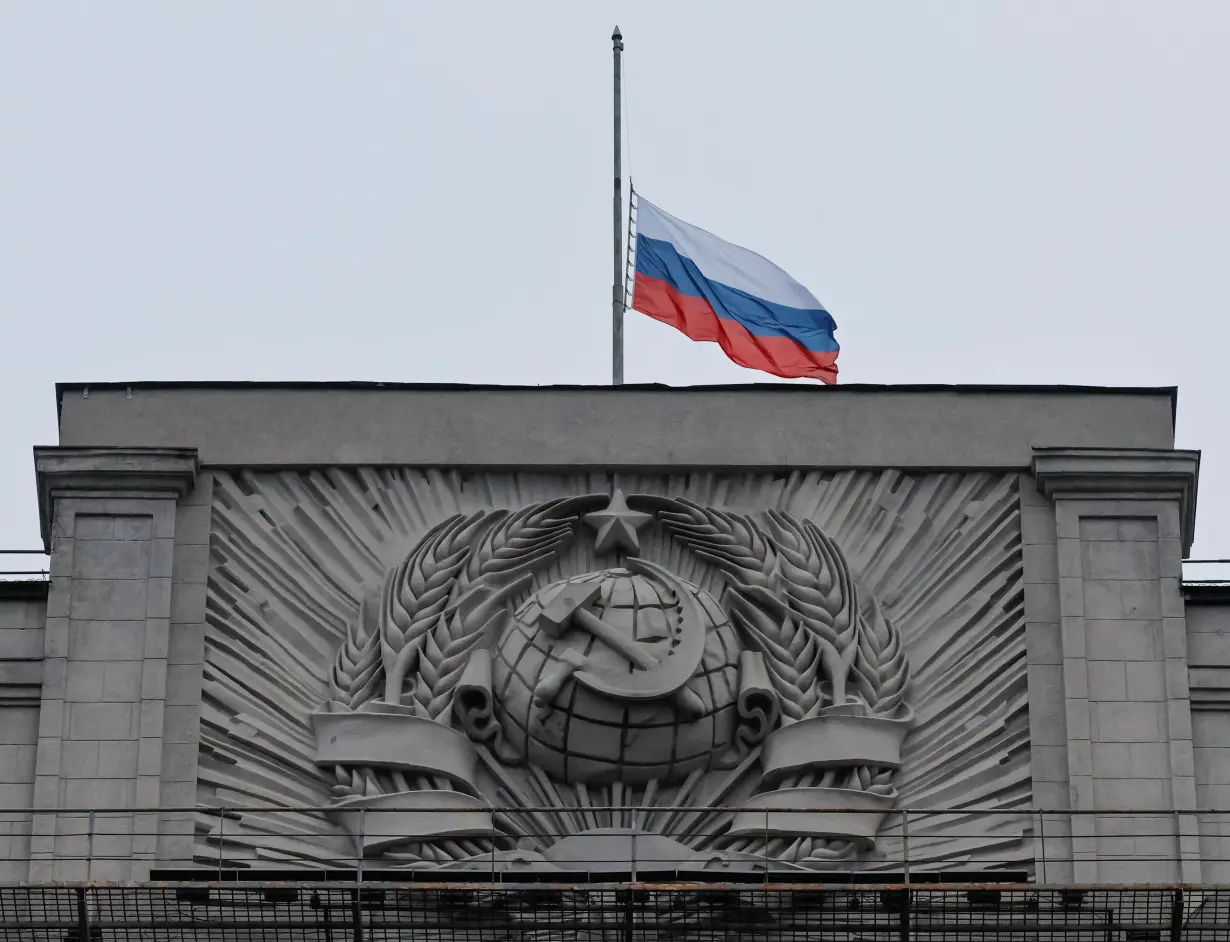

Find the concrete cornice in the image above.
[
  {"left": 1031, "top": 447, "right": 1200, "bottom": 553},
  {"left": 34, "top": 446, "right": 199, "bottom": 548},
  {"left": 53, "top": 387, "right": 1177, "bottom": 470}
]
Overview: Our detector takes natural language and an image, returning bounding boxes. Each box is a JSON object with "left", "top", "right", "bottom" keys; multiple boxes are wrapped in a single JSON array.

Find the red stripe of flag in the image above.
[{"left": 633, "top": 273, "right": 839, "bottom": 383}]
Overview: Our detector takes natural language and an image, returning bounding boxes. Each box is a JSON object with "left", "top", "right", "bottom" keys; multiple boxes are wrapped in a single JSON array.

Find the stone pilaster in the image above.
[
  {"left": 1019, "top": 473, "right": 1072, "bottom": 881},
  {"left": 1033, "top": 447, "right": 1200, "bottom": 884},
  {"left": 28, "top": 447, "right": 197, "bottom": 881}
]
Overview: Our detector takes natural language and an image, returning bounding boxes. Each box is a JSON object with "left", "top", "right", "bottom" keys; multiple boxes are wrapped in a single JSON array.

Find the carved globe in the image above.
[{"left": 492, "top": 568, "right": 742, "bottom": 785}]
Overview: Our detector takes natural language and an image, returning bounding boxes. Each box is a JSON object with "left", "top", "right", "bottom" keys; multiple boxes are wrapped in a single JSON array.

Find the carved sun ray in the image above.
[{"left": 200, "top": 469, "right": 1028, "bottom": 872}]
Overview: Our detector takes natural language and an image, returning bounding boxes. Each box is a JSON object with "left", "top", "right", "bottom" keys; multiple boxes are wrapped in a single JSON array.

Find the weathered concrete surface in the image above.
[
  {"left": 34, "top": 446, "right": 198, "bottom": 547},
  {"left": 1185, "top": 588, "right": 1230, "bottom": 881},
  {"left": 0, "top": 590, "right": 44, "bottom": 880},
  {"left": 1029, "top": 448, "right": 1202, "bottom": 884},
  {"left": 22, "top": 383, "right": 1219, "bottom": 884},
  {"left": 55, "top": 383, "right": 1176, "bottom": 469},
  {"left": 28, "top": 448, "right": 202, "bottom": 881}
]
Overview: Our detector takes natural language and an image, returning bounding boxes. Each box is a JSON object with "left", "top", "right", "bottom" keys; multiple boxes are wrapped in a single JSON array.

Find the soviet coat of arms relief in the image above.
[
  {"left": 201, "top": 468, "right": 1028, "bottom": 874},
  {"left": 311, "top": 491, "right": 913, "bottom": 873}
]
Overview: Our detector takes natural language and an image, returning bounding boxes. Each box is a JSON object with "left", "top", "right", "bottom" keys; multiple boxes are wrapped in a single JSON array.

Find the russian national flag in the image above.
[{"left": 631, "top": 197, "right": 839, "bottom": 383}]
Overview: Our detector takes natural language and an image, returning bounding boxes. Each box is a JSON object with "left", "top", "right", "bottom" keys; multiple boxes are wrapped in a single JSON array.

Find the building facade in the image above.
[{"left": 0, "top": 382, "right": 1225, "bottom": 891}]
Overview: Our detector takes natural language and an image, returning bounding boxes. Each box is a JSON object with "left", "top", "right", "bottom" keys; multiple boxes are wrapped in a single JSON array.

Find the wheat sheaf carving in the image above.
[
  {"left": 853, "top": 594, "right": 910, "bottom": 718},
  {"left": 631, "top": 496, "right": 909, "bottom": 722},
  {"left": 214, "top": 468, "right": 1027, "bottom": 873},
  {"left": 632, "top": 496, "right": 911, "bottom": 868},
  {"left": 328, "top": 591, "right": 383, "bottom": 711},
  {"left": 328, "top": 496, "right": 602, "bottom": 717}
]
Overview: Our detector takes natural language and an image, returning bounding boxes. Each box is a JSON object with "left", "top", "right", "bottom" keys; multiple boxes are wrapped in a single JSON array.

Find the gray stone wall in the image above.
[
  {"left": 0, "top": 593, "right": 44, "bottom": 880},
  {"left": 1020, "top": 474, "right": 1072, "bottom": 881},
  {"left": 1065, "top": 511, "right": 1187, "bottom": 883},
  {"left": 157, "top": 473, "right": 211, "bottom": 866},
  {"left": 27, "top": 447, "right": 199, "bottom": 881},
  {"left": 1186, "top": 595, "right": 1230, "bottom": 881},
  {"left": 33, "top": 502, "right": 176, "bottom": 880},
  {"left": 12, "top": 387, "right": 1213, "bottom": 884},
  {"left": 1032, "top": 448, "right": 1200, "bottom": 884}
]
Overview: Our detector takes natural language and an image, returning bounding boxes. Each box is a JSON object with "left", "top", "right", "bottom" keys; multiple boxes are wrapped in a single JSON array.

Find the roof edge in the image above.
[
  {"left": 55, "top": 381, "right": 1180, "bottom": 395},
  {"left": 54, "top": 381, "right": 1180, "bottom": 438},
  {"left": 0, "top": 580, "right": 49, "bottom": 601}
]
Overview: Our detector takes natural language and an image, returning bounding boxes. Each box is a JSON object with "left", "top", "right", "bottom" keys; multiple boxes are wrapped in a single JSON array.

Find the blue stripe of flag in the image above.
[{"left": 635, "top": 235, "right": 839, "bottom": 354}]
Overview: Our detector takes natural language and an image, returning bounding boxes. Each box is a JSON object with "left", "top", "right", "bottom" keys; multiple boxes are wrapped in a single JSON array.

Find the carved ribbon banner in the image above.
[
  {"left": 311, "top": 703, "right": 481, "bottom": 791},
  {"left": 731, "top": 651, "right": 781, "bottom": 762},
  {"left": 315, "top": 497, "right": 606, "bottom": 851},
  {"left": 208, "top": 467, "right": 1025, "bottom": 875},
  {"left": 314, "top": 491, "right": 914, "bottom": 866},
  {"left": 760, "top": 704, "right": 912, "bottom": 779},
  {"left": 628, "top": 495, "right": 914, "bottom": 855}
]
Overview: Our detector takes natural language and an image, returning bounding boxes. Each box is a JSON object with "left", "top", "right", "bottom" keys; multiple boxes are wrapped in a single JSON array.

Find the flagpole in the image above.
[{"left": 611, "top": 25, "right": 624, "bottom": 386}]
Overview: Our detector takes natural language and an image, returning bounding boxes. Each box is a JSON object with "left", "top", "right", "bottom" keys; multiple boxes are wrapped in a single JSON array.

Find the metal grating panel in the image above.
[{"left": 0, "top": 884, "right": 1223, "bottom": 942}]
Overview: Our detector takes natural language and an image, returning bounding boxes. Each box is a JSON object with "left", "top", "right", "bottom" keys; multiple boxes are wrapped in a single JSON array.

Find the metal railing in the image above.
[
  {"left": 0, "top": 804, "right": 1225, "bottom": 885},
  {"left": 1182, "top": 560, "right": 1230, "bottom": 586},
  {"left": 3, "top": 805, "right": 1230, "bottom": 937},
  {"left": 0, "top": 883, "right": 1226, "bottom": 941},
  {"left": 0, "top": 549, "right": 48, "bottom": 581}
]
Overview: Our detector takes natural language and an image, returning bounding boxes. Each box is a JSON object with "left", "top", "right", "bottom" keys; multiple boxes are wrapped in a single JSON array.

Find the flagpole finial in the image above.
[{"left": 612, "top": 25, "right": 623, "bottom": 43}]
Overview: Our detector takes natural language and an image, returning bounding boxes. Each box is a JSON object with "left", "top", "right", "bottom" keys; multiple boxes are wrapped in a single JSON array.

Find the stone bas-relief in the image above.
[
  {"left": 489, "top": 563, "right": 752, "bottom": 785},
  {"left": 201, "top": 470, "right": 1027, "bottom": 873},
  {"left": 315, "top": 494, "right": 910, "bottom": 871}
]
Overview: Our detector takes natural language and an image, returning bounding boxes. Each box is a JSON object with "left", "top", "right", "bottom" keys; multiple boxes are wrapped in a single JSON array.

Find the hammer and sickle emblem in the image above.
[{"left": 532, "top": 558, "right": 707, "bottom": 717}]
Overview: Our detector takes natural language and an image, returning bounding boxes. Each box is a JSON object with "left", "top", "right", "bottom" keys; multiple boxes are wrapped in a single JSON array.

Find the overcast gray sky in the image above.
[{"left": 2, "top": 2, "right": 1228, "bottom": 566}]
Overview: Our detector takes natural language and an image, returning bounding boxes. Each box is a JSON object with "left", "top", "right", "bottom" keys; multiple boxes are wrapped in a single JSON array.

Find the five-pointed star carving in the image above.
[{"left": 584, "top": 489, "right": 652, "bottom": 556}]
